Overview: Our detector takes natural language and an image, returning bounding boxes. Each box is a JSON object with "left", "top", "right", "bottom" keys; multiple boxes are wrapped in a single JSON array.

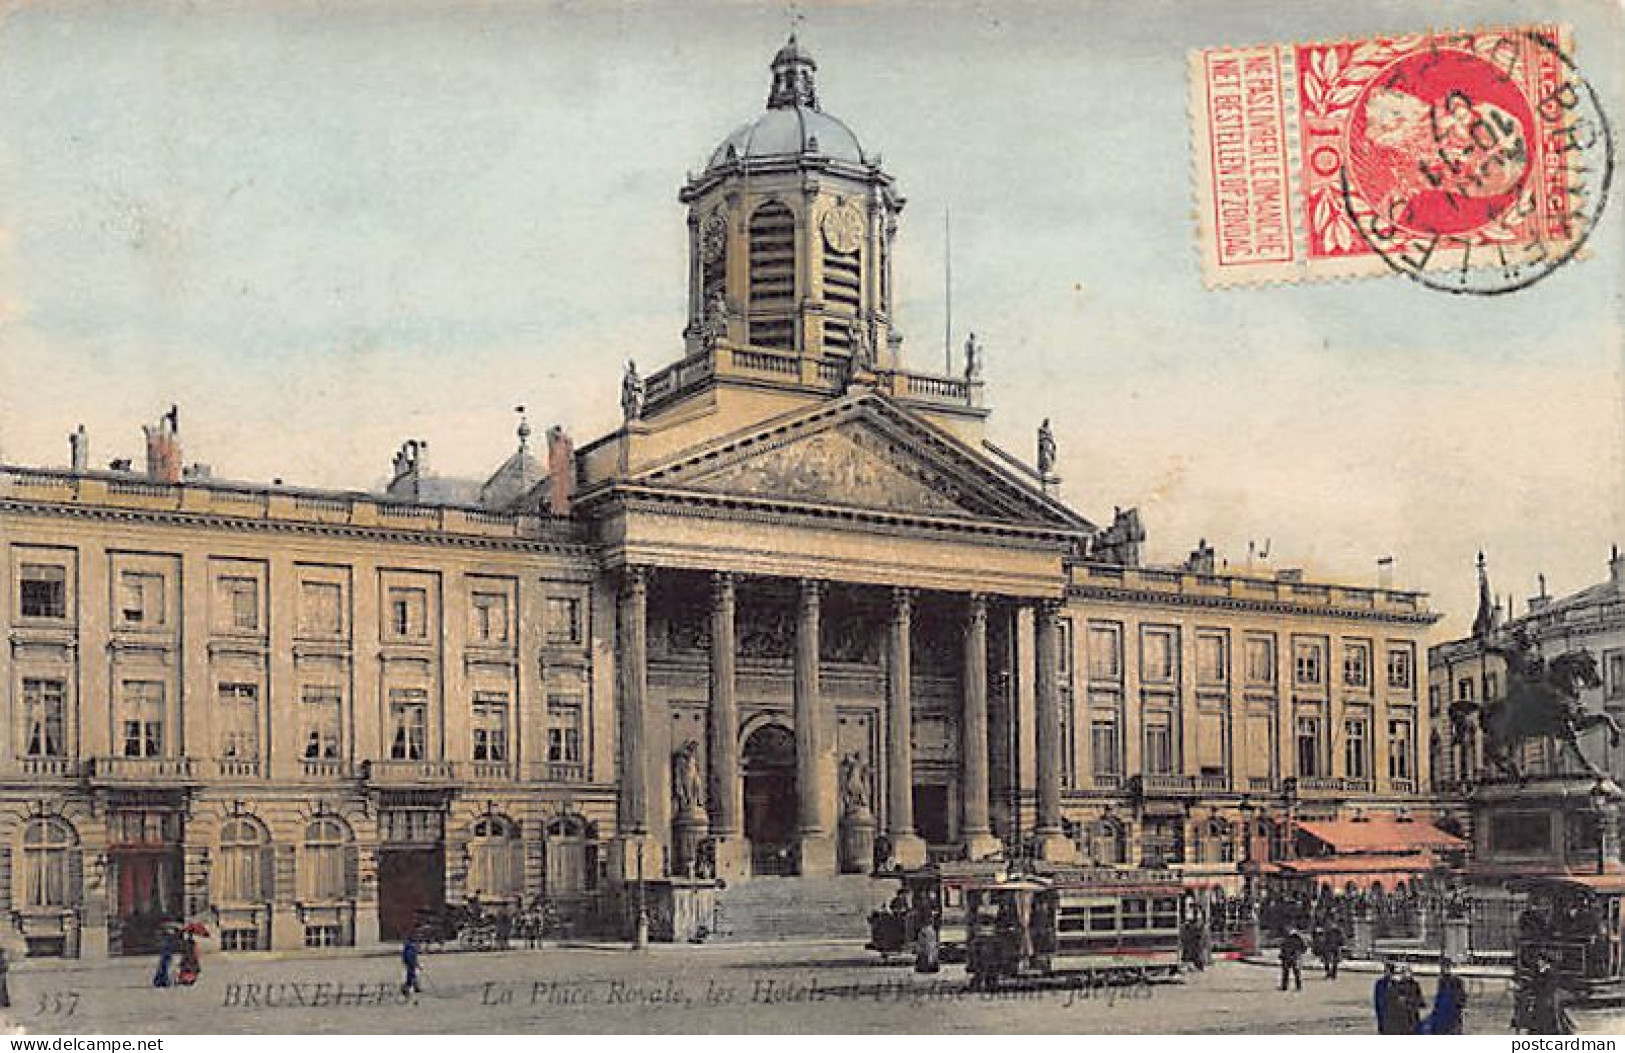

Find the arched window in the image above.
[
  {"left": 544, "top": 815, "right": 598, "bottom": 896},
  {"left": 301, "top": 817, "right": 354, "bottom": 902},
  {"left": 1201, "top": 818, "right": 1235, "bottom": 864},
  {"left": 1089, "top": 816, "right": 1127, "bottom": 866},
  {"left": 216, "top": 817, "right": 269, "bottom": 903},
  {"left": 467, "top": 815, "right": 523, "bottom": 902},
  {"left": 748, "top": 202, "right": 796, "bottom": 349},
  {"left": 22, "top": 818, "right": 78, "bottom": 908}
]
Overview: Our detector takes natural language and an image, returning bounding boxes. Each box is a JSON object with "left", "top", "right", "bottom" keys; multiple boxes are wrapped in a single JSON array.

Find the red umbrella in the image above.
[{"left": 181, "top": 921, "right": 211, "bottom": 937}]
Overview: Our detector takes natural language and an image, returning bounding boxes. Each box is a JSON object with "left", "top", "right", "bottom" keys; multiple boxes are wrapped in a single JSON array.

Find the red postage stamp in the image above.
[{"left": 1190, "top": 26, "right": 1613, "bottom": 292}]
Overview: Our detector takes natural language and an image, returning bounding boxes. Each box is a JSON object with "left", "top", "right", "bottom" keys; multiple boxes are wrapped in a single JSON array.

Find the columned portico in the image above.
[
  {"left": 960, "top": 594, "right": 1000, "bottom": 860},
  {"left": 1033, "top": 598, "right": 1077, "bottom": 861},
  {"left": 794, "top": 578, "right": 837, "bottom": 875},
  {"left": 886, "top": 587, "right": 927, "bottom": 867}
]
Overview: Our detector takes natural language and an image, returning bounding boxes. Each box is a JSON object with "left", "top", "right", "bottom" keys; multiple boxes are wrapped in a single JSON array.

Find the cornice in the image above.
[
  {"left": 1066, "top": 582, "right": 1441, "bottom": 626},
  {"left": 0, "top": 499, "right": 590, "bottom": 559}
]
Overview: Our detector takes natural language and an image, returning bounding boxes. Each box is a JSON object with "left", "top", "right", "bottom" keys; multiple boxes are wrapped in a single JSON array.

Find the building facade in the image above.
[{"left": 1, "top": 38, "right": 1440, "bottom": 957}]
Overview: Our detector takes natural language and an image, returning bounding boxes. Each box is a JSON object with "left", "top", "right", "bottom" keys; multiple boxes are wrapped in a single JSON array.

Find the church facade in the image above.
[{"left": 0, "top": 39, "right": 1440, "bottom": 958}]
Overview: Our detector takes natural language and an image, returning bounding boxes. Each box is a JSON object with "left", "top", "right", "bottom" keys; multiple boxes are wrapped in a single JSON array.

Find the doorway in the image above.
[
  {"left": 743, "top": 723, "right": 797, "bottom": 875},
  {"left": 913, "top": 784, "right": 951, "bottom": 847},
  {"left": 112, "top": 848, "right": 182, "bottom": 956},
  {"left": 377, "top": 848, "right": 445, "bottom": 941}
]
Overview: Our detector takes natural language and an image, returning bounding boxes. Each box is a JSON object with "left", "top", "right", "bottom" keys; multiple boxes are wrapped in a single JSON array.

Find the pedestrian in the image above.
[
  {"left": 1374, "top": 962, "right": 1396, "bottom": 1033},
  {"left": 1278, "top": 927, "right": 1306, "bottom": 991},
  {"left": 0, "top": 943, "right": 11, "bottom": 1009},
  {"left": 1383, "top": 965, "right": 1425, "bottom": 1035},
  {"left": 914, "top": 913, "right": 941, "bottom": 974},
  {"left": 153, "top": 925, "right": 175, "bottom": 988},
  {"left": 1181, "top": 915, "right": 1206, "bottom": 972},
  {"left": 1321, "top": 919, "right": 1345, "bottom": 980},
  {"left": 401, "top": 936, "right": 423, "bottom": 996},
  {"left": 1423, "top": 958, "right": 1467, "bottom": 1034},
  {"left": 1523, "top": 958, "right": 1569, "bottom": 1035},
  {"left": 176, "top": 931, "right": 201, "bottom": 986}
]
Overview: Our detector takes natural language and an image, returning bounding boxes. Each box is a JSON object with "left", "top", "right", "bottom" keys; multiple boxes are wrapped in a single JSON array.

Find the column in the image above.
[
  {"left": 708, "top": 572, "right": 746, "bottom": 879},
  {"left": 1034, "top": 599, "right": 1077, "bottom": 861},
  {"left": 795, "top": 578, "right": 835, "bottom": 875},
  {"left": 886, "top": 588, "right": 927, "bottom": 868},
  {"left": 960, "top": 594, "right": 1000, "bottom": 860},
  {"left": 612, "top": 566, "right": 653, "bottom": 881}
]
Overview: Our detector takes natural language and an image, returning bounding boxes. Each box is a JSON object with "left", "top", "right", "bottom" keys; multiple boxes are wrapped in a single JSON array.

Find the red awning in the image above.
[
  {"left": 1294, "top": 817, "right": 1465, "bottom": 855},
  {"left": 1274, "top": 852, "right": 1440, "bottom": 890}
]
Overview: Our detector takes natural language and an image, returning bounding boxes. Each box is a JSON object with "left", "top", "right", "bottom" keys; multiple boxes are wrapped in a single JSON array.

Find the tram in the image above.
[
  {"left": 964, "top": 867, "right": 1186, "bottom": 988},
  {"left": 1509, "top": 873, "right": 1625, "bottom": 1007},
  {"left": 867, "top": 861, "right": 1004, "bottom": 963}
]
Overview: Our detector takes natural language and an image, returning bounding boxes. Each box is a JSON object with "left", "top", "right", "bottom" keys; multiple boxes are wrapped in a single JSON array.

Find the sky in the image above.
[{"left": 0, "top": 0, "right": 1622, "bottom": 642}]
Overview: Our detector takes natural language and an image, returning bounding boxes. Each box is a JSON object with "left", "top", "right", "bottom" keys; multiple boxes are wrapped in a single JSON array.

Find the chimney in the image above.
[
  {"left": 1611, "top": 545, "right": 1623, "bottom": 590},
  {"left": 387, "top": 439, "right": 429, "bottom": 500},
  {"left": 68, "top": 424, "right": 88, "bottom": 474},
  {"left": 142, "top": 405, "right": 182, "bottom": 484},
  {"left": 1184, "top": 538, "right": 1216, "bottom": 575},
  {"left": 546, "top": 425, "right": 575, "bottom": 516},
  {"left": 1377, "top": 555, "right": 1395, "bottom": 590},
  {"left": 1528, "top": 572, "right": 1551, "bottom": 614}
]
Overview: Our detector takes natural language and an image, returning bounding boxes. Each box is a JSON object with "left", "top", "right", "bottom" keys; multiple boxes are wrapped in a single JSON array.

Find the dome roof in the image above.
[
  {"left": 707, "top": 107, "right": 864, "bottom": 169},
  {"left": 704, "top": 36, "right": 866, "bottom": 171}
]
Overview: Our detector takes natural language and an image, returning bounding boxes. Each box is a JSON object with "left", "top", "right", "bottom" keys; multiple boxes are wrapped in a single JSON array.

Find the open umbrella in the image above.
[{"left": 181, "top": 921, "right": 211, "bottom": 938}]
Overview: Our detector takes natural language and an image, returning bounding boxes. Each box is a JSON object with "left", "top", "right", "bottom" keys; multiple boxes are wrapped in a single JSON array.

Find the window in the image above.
[
  {"left": 19, "top": 564, "right": 67, "bottom": 619},
  {"left": 1087, "top": 624, "right": 1122, "bottom": 680},
  {"left": 301, "top": 818, "right": 352, "bottom": 901},
  {"left": 216, "top": 818, "right": 267, "bottom": 903},
  {"left": 388, "top": 689, "right": 428, "bottom": 760},
  {"left": 1141, "top": 629, "right": 1177, "bottom": 682},
  {"left": 1607, "top": 652, "right": 1625, "bottom": 700},
  {"left": 471, "top": 591, "right": 509, "bottom": 644},
  {"left": 1343, "top": 642, "right": 1370, "bottom": 687},
  {"left": 547, "top": 696, "right": 583, "bottom": 767},
  {"left": 1388, "top": 720, "right": 1414, "bottom": 782},
  {"left": 1197, "top": 632, "right": 1227, "bottom": 684},
  {"left": 1387, "top": 646, "right": 1414, "bottom": 690},
  {"left": 22, "top": 818, "right": 76, "bottom": 908},
  {"left": 22, "top": 678, "right": 66, "bottom": 757},
  {"left": 1142, "top": 820, "right": 1184, "bottom": 868},
  {"left": 1344, "top": 718, "right": 1369, "bottom": 779},
  {"left": 217, "top": 682, "right": 260, "bottom": 759},
  {"left": 1201, "top": 819, "right": 1235, "bottom": 864},
  {"left": 747, "top": 201, "right": 796, "bottom": 349},
  {"left": 1485, "top": 672, "right": 1500, "bottom": 700},
  {"left": 467, "top": 816, "right": 522, "bottom": 901},
  {"left": 300, "top": 685, "right": 342, "bottom": 760},
  {"left": 120, "top": 680, "right": 164, "bottom": 757},
  {"left": 1245, "top": 636, "right": 1276, "bottom": 684},
  {"left": 1090, "top": 817, "right": 1127, "bottom": 866},
  {"left": 119, "top": 572, "right": 165, "bottom": 626},
  {"left": 220, "top": 929, "right": 260, "bottom": 951},
  {"left": 1058, "top": 619, "right": 1075, "bottom": 786},
  {"left": 472, "top": 692, "right": 510, "bottom": 762},
  {"left": 1296, "top": 715, "right": 1322, "bottom": 777},
  {"left": 299, "top": 582, "right": 343, "bottom": 637},
  {"left": 387, "top": 587, "right": 427, "bottom": 640},
  {"left": 1456, "top": 678, "right": 1475, "bottom": 703},
  {"left": 546, "top": 596, "right": 582, "bottom": 646},
  {"left": 1091, "top": 718, "right": 1120, "bottom": 776},
  {"left": 305, "top": 925, "right": 344, "bottom": 948},
  {"left": 1144, "top": 712, "right": 1174, "bottom": 775},
  {"left": 1293, "top": 641, "right": 1324, "bottom": 686},
  {"left": 217, "top": 576, "right": 259, "bottom": 632}
]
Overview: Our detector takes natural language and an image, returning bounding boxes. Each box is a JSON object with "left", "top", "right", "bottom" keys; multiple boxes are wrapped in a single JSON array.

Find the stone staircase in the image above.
[{"left": 708, "top": 874, "right": 894, "bottom": 943}]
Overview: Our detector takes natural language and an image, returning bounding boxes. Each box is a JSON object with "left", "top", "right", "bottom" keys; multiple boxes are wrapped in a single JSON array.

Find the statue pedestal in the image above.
[
  {"left": 839, "top": 809, "right": 876, "bottom": 874},
  {"left": 1468, "top": 774, "right": 1624, "bottom": 880},
  {"left": 672, "top": 809, "right": 710, "bottom": 878}
]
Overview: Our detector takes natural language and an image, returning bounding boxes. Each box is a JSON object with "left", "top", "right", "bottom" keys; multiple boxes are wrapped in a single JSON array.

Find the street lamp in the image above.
[{"left": 1238, "top": 796, "right": 1256, "bottom": 899}]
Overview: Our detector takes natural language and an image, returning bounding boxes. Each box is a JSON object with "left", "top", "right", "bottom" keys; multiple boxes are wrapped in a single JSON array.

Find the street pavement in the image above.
[{"left": 0, "top": 943, "right": 1520, "bottom": 1035}]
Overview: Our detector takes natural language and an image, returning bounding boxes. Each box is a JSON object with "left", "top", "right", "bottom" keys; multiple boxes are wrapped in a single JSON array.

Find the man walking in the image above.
[
  {"left": 1320, "top": 919, "right": 1345, "bottom": 980},
  {"left": 1424, "top": 958, "right": 1467, "bottom": 1034},
  {"left": 1374, "top": 962, "right": 1396, "bottom": 1033},
  {"left": 1279, "top": 927, "right": 1306, "bottom": 992},
  {"left": 1383, "top": 965, "right": 1425, "bottom": 1034},
  {"left": 401, "top": 935, "right": 423, "bottom": 997}
]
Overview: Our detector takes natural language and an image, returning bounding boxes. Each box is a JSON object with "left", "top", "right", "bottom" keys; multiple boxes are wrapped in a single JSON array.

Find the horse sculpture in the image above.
[{"left": 1451, "top": 630, "right": 1621, "bottom": 782}]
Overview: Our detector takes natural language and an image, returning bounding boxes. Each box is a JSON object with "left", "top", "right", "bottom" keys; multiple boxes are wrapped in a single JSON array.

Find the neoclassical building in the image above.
[{"left": 0, "top": 38, "right": 1441, "bottom": 957}]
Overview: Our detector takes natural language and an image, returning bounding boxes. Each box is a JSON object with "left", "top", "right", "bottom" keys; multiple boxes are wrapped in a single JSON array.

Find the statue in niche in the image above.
[
  {"left": 839, "top": 752, "right": 871, "bottom": 816},
  {"left": 673, "top": 740, "right": 705, "bottom": 813}
]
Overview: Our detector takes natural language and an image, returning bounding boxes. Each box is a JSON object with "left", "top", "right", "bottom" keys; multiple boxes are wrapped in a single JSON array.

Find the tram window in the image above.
[
  {"left": 1152, "top": 897, "right": 1180, "bottom": 929},
  {"left": 945, "top": 887, "right": 962, "bottom": 908},
  {"left": 1088, "top": 905, "right": 1117, "bottom": 932},
  {"left": 1123, "top": 898, "right": 1149, "bottom": 930}
]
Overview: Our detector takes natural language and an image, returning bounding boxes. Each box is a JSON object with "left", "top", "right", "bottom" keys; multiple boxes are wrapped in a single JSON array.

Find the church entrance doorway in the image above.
[{"left": 742, "top": 723, "right": 797, "bottom": 876}]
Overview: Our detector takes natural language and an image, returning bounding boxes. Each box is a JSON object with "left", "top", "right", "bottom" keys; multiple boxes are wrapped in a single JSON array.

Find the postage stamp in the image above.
[{"left": 1189, "top": 25, "right": 1614, "bottom": 292}]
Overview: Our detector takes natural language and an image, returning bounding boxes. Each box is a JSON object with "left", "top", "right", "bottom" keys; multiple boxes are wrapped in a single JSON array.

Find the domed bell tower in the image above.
[{"left": 680, "top": 36, "right": 905, "bottom": 371}]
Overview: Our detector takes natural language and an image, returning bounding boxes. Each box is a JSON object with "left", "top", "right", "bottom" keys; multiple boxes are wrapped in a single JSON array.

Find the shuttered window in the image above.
[{"left": 748, "top": 202, "right": 796, "bottom": 349}]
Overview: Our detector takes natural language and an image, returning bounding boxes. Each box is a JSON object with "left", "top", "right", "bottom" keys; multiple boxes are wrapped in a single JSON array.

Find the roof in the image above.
[
  {"left": 1295, "top": 817, "right": 1466, "bottom": 855},
  {"left": 1277, "top": 853, "right": 1438, "bottom": 876},
  {"left": 708, "top": 106, "right": 864, "bottom": 168},
  {"left": 1507, "top": 872, "right": 1625, "bottom": 894}
]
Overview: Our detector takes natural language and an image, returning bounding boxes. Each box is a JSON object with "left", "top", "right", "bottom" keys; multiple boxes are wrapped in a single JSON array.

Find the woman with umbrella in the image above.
[
  {"left": 177, "top": 921, "right": 209, "bottom": 986},
  {"left": 152, "top": 921, "right": 178, "bottom": 988}
]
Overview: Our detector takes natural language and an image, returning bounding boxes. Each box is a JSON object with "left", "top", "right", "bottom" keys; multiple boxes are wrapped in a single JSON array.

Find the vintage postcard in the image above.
[{"left": 0, "top": 0, "right": 1621, "bottom": 1041}]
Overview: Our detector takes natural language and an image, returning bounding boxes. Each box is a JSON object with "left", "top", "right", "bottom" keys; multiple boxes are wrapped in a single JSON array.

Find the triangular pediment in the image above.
[{"left": 629, "top": 394, "right": 1093, "bottom": 533}]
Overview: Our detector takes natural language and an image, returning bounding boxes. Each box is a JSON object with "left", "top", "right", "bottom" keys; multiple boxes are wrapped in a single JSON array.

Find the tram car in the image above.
[
  {"left": 1509, "top": 873, "right": 1625, "bottom": 1006},
  {"left": 867, "top": 861, "right": 1004, "bottom": 962},
  {"left": 965, "top": 867, "right": 1186, "bottom": 988}
]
